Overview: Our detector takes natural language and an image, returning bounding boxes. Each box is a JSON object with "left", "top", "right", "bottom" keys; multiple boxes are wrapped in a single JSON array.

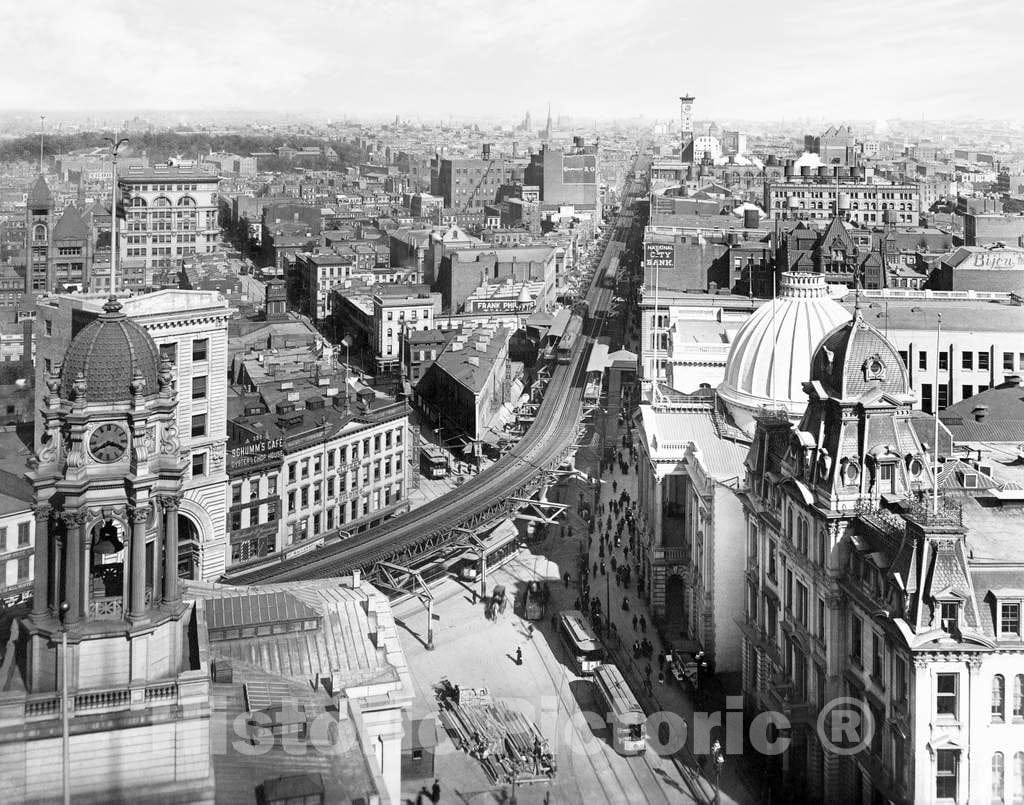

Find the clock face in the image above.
[{"left": 89, "top": 423, "right": 129, "bottom": 463}]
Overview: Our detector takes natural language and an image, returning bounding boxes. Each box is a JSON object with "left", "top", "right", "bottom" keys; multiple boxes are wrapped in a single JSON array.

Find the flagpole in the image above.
[
  {"left": 770, "top": 270, "right": 777, "bottom": 409},
  {"left": 933, "top": 312, "right": 942, "bottom": 515}
]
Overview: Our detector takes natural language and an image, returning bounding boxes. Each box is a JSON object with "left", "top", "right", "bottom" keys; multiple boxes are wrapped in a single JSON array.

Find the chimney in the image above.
[
  {"left": 352, "top": 569, "right": 361, "bottom": 588},
  {"left": 21, "top": 319, "right": 32, "bottom": 368}
]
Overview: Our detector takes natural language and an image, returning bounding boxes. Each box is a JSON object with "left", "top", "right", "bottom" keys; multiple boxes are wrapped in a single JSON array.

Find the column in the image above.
[
  {"left": 129, "top": 505, "right": 150, "bottom": 620},
  {"left": 50, "top": 524, "right": 63, "bottom": 620},
  {"left": 161, "top": 496, "right": 180, "bottom": 604},
  {"left": 64, "top": 512, "right": 84, "bottom": 625},
  {"left": 31, "top": 504, "right": 51, "bottom": 617}
]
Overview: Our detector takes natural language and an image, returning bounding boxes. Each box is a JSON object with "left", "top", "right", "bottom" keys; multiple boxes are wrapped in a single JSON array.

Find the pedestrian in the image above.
[
  {"left": 593, "top": 561, "right": 598, "bottom": 577},
  {"left": 431, "top": 779, "right": 441, "bottom": 804},
  {"left": 632, "top": 614, "right": 638, "bottom": 631},
  {"left": 516, "top": 646, "right": 523, "bottom": 666},
  {"left": 600, "top": 561, "right": 606, "bottom": 575},
  {"left": 645, "top": 664, "right": 652, "bottom": 681},
  {"left": 658, "top": 671, "right": 665, "bottom": 685},
  {"left": 417, "top": 786, "right": 429, "bottom": 805},
  {"left": 563, "top": 572, "right": 570, "bottom": 588},
  {"left": 612, "top": 480, "right": 617, "bottom": 494},
  {"left": 611, "top": 556, "right": 617, "bottom": 573},
  {"left": 528, "top": 624, "right": 535, "bottom": 639},
  {"left": 639, "top": 615, "right": 647, "bottom": 633}
]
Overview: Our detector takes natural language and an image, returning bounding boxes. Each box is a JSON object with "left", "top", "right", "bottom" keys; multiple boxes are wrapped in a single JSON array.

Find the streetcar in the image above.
[
  {"left": 557, "top": 610, "right": 605, "bottom": 675},
  {"left": 419, "top": 445, "right": 449, "bottom": 479},
  {"left": 592, "top": 664, "right": 647, "bottom": 755},
  {"left": 451, "top": 519, "right": 521, "bottom": 581}
]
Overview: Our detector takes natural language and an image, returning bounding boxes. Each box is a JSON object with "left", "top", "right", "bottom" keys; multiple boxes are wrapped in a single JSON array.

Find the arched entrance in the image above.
[
  {"left": 665, "top": 574, "right": 687, "bottom": 628},
  {"left": 177, "top": 513, "right": 200, "bottom": 581}
]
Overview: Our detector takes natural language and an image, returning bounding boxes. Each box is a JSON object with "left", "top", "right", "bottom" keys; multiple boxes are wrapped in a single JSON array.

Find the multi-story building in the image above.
[
  {"left": 524, "top": 139, "right": 600, "bottom": 211},
  {"left": 118, "top": 164, "right": 221, "bottom": 285},
  {"left": 765, "top": 172, "right": 921, "bottom": 227},
  {"left": 737, "top": 311, "right": 1024, "bottom": 804},
  {"left": 0, "top": 429, "right": 33, "bottom": 606},
  {"left": 292, "top": 251, "right": 355, "bottom": 322},
  {"left": 35, "top": 290, "right": 235, "bottom": 579},
  {"left": 371, "top": 284, "right": 441, "bottom": 374},
  {"left": 434, "top": 151, "right": 515, "bottom": 219}
]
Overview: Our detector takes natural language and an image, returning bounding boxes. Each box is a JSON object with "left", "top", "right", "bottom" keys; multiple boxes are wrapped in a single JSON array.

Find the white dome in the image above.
[{"left": 718, "top": 272, "right": 852, "bottom": 436}]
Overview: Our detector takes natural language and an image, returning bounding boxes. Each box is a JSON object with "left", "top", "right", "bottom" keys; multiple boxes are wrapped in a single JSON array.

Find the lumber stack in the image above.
[{"left": 437, "top": 683, "right": 557, "bottom": 784}]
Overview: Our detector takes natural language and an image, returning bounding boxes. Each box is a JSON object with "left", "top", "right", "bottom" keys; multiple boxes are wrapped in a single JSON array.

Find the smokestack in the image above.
[{"left": 743, "top": 208, "right": 759, "bottom": 229}]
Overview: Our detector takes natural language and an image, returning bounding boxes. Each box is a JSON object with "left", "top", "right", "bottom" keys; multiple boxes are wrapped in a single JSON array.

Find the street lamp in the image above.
[
  {"left": 59, "top": 599, "right": 71, "bottom": 805},
  {"left": 340, "top": 335, "right": 353, "bottom": 413},
  {"left": 103, "top": 136, "right": 129, "bottom": 294}
]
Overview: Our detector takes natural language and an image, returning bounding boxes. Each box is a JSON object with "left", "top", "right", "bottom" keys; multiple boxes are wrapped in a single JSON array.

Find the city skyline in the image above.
[{"left": 3, "top": 0, "right": 1022, "bottom": 122}]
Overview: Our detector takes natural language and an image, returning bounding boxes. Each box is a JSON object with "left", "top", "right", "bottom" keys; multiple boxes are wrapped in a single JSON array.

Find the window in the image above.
[
  {"left": 887, "top": 654, "right": 906, "bottom": 706},
  {"left": 938, "top": 384, "right": 949, "bottom": 409},
  {"left": 872, "top": 634, "right": 884, "bottom": 683},
  {"left": 919, "top": 351, "right": 928, "bottom": 370},
  {"left": 939, "top": 352, "right": 949, "bottom": 371},
  {"left": 192, "top": 452, "right": 206, "bottom": 477},
  {"left": 191, "top": 414, "right": 207, "bottom": 437},
  {"left": 192, "top": 338, "right": 209, "bottom": 362},
  {"left": 898, "top": 350, "right": 908, "bottom": 368},
  {"left": 18, "top": 522, "right": 30, "bottom": 547},
  {"left": 817, "top": 527, "right": 827, "bottom": 566},
  {"left": 992, "top": 752, "right": 1004, "bottom": 805},
  {"left": 288, "top": 463, "right": 297, "bottom": 483},
  {"left": 287, "top": 490, "right": 296, "bottom": 513},
  {"left": 851, "top": 615, "right": 863, "bottom": 665},
  {"left": 815, "top": 663, "right": 827, "bottom": 711},
  {"left": 795, "top": 581, "right": 808, "bottom": 626},
  {"left": 937, "top": 673, "right": 958, "bottom": 718},
  {"left": 893, "top": 729, "right": 906, "bottom": 787},
  {"left": 268, "top": 475, "right": 277, "bottom": 495},
  {"left": 994, "top": 675, "right": 1006, "bottom": 722},
  {"left": 1004, "top": 352, "right": 1014, "bottom": 371},
  {"left": 1015, "top": 675, "right": 1024, "bottom": 720},
  {"left": 1015, "top": 753, "right": 1024, "bottom": 805},
  {"left": 232, "top": 484, "right": 242, "bottom": 505},
  {"left": 941, "top": 601, "right": 959, "bottom": 633},
  {"left": 192, "top": 375, "right": 207, "bottom": 399},
  {"left": 159, "top": 342, "right": 177, "bottom": 365},
  {"left": 1000, "top": 602, "right": 1021, "bottom": 636},
  {"left": 979, "top": 351, "right": 990, "bottom": 371},
  {"left": 768, "top": 539, "right": 778, "bottom": 580},
  {"left": 962, "top": 352, "right": 973, "bottom": 370},
  {"left": 962, "top": 385, "right": 973, "bottom": 401},
  {"left": 785, "top": 569, "right": 793, "bottom": 611},
  {"left": 44, "top": 318, "right": 52, "bottom": 336},
  {"left": 936, "top": 749, "right": 958, "bottom": 800},
  {"left": 817, "top": 597, "right": 826, "bottom": 640},
  {"left": 922, "top": 383, "right": 934, "bottom": 413},
  {"left": 17, "top": 556, "right": 29, "bottom": 580},
  {"left": 879, "top": 462, "right": 894, "bottom": 493}
]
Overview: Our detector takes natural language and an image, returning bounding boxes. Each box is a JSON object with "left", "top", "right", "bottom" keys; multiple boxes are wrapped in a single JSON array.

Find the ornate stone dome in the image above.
[
  {"left": 61, "top": 297, "right": 161, "bottom": 404},
  {"left": 811, "top": 309, "right": 913, "bottom": 401},
  {"left": 718, "top": 272, "right": 851, "bottom": 436}
]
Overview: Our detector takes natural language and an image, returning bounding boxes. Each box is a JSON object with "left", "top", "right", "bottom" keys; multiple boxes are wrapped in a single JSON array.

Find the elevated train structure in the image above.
[{"left": 230, "top": 171, "right": 645, "bottom": 587}]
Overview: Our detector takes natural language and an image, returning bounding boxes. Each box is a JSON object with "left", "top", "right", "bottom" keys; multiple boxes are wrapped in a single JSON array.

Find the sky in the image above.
[{"left": 2, "top": 0, "right": 1023, "bottom": 123}]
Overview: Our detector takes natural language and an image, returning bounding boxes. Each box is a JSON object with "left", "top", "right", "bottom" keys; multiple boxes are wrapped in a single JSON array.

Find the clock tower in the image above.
[
  {"left": 9, "top": 296, "right": 214, "bottom": 801},
  {"left": 679, "top": 94, "right": 696, "bottom": 163}
]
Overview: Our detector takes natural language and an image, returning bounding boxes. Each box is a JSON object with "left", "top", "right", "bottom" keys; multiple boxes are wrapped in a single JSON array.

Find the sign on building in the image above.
[
  {"left": 562, "top": 155, "right": 597, "bottom": 185},
  {"left": 645, "top": 242, "right": 674, "bottom": 269}
]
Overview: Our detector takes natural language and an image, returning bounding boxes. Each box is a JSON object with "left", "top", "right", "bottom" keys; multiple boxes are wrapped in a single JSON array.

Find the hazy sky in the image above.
[{"left": 3, "top": 0, "right": 1022, "bottom": 122}]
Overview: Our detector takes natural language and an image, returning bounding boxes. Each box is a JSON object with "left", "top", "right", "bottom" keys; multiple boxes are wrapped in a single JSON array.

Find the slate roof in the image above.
[
  {"left": 26, "top": 175, "right": 52, "bottom": 208},
  {"left": 940, "top": 381, "right": 1024, "bottom": 443},
  {"left": 51, "top": 205, "right": 88, "bottom": 240}
]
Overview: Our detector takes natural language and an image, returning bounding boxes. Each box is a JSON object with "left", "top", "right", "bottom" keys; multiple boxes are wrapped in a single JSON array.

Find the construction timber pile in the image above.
[{"left": 435, "top": 680, "right": 556, "bottom": 786}]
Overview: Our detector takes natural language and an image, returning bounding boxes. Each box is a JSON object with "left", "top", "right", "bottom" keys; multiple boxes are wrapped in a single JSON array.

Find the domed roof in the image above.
[
  {"left": 61, "top": 297, "right": 161, "bottom": 404},
  {"left": 718, "top": 272, "right": 852, "bottom": 435},
  {"left": 810, "top": 309, "right": 912, "bottom": 401},
  {"left": 517, "top": 284, "right": 532, "bottom": 303}
]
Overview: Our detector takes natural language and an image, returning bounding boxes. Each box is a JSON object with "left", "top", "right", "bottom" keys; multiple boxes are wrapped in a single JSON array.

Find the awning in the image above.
[{"left": 586, "top": 343, "right": 610, "bottom": 374}]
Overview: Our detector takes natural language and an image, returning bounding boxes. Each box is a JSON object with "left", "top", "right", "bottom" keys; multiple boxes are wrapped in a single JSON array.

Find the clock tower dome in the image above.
[{"left": 26, "top": 294, "right": 191, "bottom": 679}]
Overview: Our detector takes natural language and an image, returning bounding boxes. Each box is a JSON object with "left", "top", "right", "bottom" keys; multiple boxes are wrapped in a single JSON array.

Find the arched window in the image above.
[
  {"left": 177, "top": 195, "right": 196, "bottom": 206},
  {"left": 1014, "top": 675, "right": 1024, "bottom": 719},
  {"left": 33, "top": 224, "right": 46, "bottom": 241},
  {"left": 994, "top": 675, "right": 1005, "bottom": 721},
  {"left": 128, "top": 196, "right": 147, "bottom": 207},
  {"left": 152, "top": 196, "right": 172, "bottom": 207},
  {"left": 1014, "top": 753, "right": 1024, "bottom": 805},
  {"left": 992, "top": 752, "right": 1004, "bottom": 803},
  {"left": 386, "top": 328, "right": 393, "bottom": 339}
]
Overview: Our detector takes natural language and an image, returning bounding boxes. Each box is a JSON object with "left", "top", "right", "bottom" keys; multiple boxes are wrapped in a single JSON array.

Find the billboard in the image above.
[
  {"left": 562, "top": 154, "right": 597, "bottom": 184},
  {"left": 467, "top": 298, "right": 536, "bottom": 314},
  {"left": 645, "top": 243, "right": 674, "bottom": 269},
  {"left": 228, "top": 437, "right": 285, "bottom": 472}
]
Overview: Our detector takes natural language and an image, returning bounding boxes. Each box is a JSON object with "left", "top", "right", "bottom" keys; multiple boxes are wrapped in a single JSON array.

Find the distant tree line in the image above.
[{"left": 0, "top": 130, "right": 366, "bottom": 169}]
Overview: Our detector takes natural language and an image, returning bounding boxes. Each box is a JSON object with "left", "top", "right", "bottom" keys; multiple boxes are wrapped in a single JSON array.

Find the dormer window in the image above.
[
  {"left": 998, "top": 601, "right": 1021, "bottom": 638},
  {"left": 940, "top": 601, "right": 960, "bottom": 634}
]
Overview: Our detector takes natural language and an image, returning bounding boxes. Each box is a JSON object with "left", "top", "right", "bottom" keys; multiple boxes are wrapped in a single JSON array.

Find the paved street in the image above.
[{"left": 393, "top": 545, "right": 698, "bottom": 805}]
